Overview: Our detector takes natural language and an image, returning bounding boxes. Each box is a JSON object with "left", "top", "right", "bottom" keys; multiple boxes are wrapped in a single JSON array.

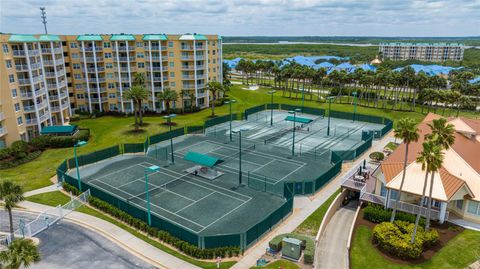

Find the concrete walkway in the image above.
[
  {"left": 24, "top": 183, "right": 62, "bottom": 197},
  {"left": 315, "top": 204, "right": 356, "bottom": 269},
  {"left": 17, "top": 201, "right": 200, "bottom": 269}
]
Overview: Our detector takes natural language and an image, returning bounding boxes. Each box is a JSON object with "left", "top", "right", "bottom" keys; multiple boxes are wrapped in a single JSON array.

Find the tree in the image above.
[
  {"left": 0, "top": 180, "right": 25, "bottom": 240},
  {"left": 123, "top": 85, "right": 149, "bottom": 130},
  {"left": 206, "top": 81, "right": 224, "bottom": 117},
  {"left": 411, "top": 141, "right": 444, "bottom": 243},
  {"left": 179, "top": 89, "right": 188, "bottom": 113},
  {"left": 0, "top": 239, "right": 41, "bottom": 269},
  {"left": 156, "top": 88, "right": 178, "bottom": 114},
  {"left": 424, "top": 118, "right": 455, "bottom": 230},
  {"left": 390, "top": 118, "right": 420, "bottom": 223}
]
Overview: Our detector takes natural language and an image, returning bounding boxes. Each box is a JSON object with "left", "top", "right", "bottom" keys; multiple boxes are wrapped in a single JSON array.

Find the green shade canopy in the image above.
[
  {"left": 110, "top": 34, "right": 136, "bottom": 41},
  {"left": 184, "top": 151, "right": 221, "bottom": 168},
  {"left": 179, "top": 33, "right": 207, "bottom": 41},
  {"left": 77, "top": 35, "right": 103, "bottom": 41},
  {"left": 38, "top": 35, "right": 61, "bottom": 42},
  {"left": 142, "top": 34, "right": 168, "bottom": 41},
  {"left": 8, "top": 34, "right": 38, "bottom": 43},
  {"left": 41, "top": 125, "right": 78, "bottom": 136},
  {"left": 284, "top": 116, "right": 313, "bottom": 124}
]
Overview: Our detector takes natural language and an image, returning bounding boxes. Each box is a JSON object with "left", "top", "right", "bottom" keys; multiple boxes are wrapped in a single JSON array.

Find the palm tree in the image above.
[
  {"left": 206, "top": 81, "right": 224, "bottom": 117},
  {"left": 390, "top": 118, "right": 420, "bottom": 223},
  {"left": 0, "top": 238, "right": 41, "bottom": 269},
  {"left": 411, "top": 141, "right": 444, "bottom": 243},
  {"left": 188, "top": 90, "right": 196, "bottom": 112},
  {"left": 424, "top": 118, "right": 455, "bottom": 230},
  {"left": 180, "top": 89, "right": 188, "bottom": 113},
  {"left": 123, "top": 85, "right": 149, "bottom": 130},
  {"left": 456, "top": 95, "right": 473, "bottom": 117},
  {"left": 156, "top": 88, "right": 178, "bottom": 114},
  {"left": 0, "top": 180, "right": 24, "bottom": 240}
]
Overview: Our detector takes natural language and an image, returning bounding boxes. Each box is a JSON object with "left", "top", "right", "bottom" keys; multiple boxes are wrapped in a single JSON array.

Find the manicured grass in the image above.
[
  {"left": 350, "top": 225, "right": 480, "bottom": 269},
  {"left": 385, "top": 142, "right": 399, "bottom": 151},
  {"left": 294, "top": 189, "right": 341, "bottom": 236},
  {"left": 251, "top": 259, "right": 301, "bottom": 269},
  {"left": 25, "top": 191, "right": 235, "bottom": 269}
]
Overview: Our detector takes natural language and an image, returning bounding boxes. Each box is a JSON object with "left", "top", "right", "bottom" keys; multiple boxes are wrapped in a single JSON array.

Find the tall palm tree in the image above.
[
  {"left": 156, "top": 88, "right": 178, "bottom": 114},
  {"left": 180, "top": 89, "right": 188, "bottom": 113},
  {"left": 424, "top": 118, "right": 455, "bottom": 230},
  {"left": 0, "top": 238, "right": 41, "bottom": 269},
  {"left": 0, "top": 180, "right": 24, "bottom": 240},
  {"left": 390, "top": 118, "right": 420, "bottom": 223},
  {"left": 206, "top": 81, "right": 224, "bottom": 117},
  {"left": 411, "top": 141, "right": 444, "bottom": 243},
  {"left": 123, "top": 85, "right": 149, "bottom": 130}
]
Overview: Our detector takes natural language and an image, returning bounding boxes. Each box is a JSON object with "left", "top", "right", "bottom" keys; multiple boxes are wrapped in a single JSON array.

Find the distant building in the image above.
[{"left": 379, "top": 42, "right": 464, "bottom": 62}]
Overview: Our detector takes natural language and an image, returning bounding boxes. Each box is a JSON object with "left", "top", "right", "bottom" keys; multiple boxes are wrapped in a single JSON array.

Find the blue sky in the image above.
[{"left": 1, "top": 0, "right": 479, "bottom": 36}]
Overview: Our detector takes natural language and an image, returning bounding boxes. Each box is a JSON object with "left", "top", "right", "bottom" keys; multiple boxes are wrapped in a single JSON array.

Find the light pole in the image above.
[
  {"left": 326, "top": 96, "right": 335, "bottom": 136},
  {"left": 225, "top": 99, "right": 236, "bottom": 142},
  {"left": 301, "top": 85, "right": 305, "bottom": 113},
  {"left": 288, "top": 108, "right": 301, "bottom": 157},
  {"left": 144, "top": 165, "right": 160, "bottom": 226},
  {"left": 352, "top": 91, "right": 357, "bottom": 122},
  {"left": 163, "top": 114, "right": 177, "bottom": 163},
  {"left": 74, "top": 140, "right": 87, "bottom": 191},
  {"left": 268, "top": 90, "right": 276, "bottom": 126},
  {"left": 232, "top": 128, "right": 248, "bottom": 185}
]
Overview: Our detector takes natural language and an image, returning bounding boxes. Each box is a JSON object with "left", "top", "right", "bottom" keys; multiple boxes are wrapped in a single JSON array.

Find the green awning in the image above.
[
  {"left": 284, "top": 116, "right": 313, "bottom": 124},
  {"left": 184, "top": 151, "right": 221, "bottom": 168},
  {"left": 77, "top": 35, "right": 103, "bottom": 41},
  {"left": 110, "top": 34, "right": 136, "bottom": 41},
  {"left": 142, "top": 34, "right": 168, "bottom": 41},
  {"left": 38, "top": 35, "right": 61, "bottom": 42},
  {"left": 179, "top": 33, "right": 208, "bottom": 41},
  {"left": 8, "top": 34, "right": 38, "bottom": 43},
  {"left": 41, "top": 125, "right": 78, "bottom": 135}
]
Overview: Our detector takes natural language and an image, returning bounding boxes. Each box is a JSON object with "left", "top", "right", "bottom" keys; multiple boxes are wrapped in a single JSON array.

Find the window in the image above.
[
  {"left": 11, "top": 89, "right": 17, "bottom": 98},
  {"left": 169, "top": 52, "right": 174, "bottom": 58},
  {"left": 103, "top": 42, "right": 111, "bottom": 48},
  {"left": 137, "top": 62, "right": 144, "bottom": 68},
  {"left": 136, "top": 42, "right": 143, "bottom": 48},
  {"left": 380, "top": 183, "right": 387, "bottom": 197},
  {"left": 70, "top": 42, "right": 78, "bottom": 48},
  {"left": 106, "top": 73, "right": 113, "bottom": 78},
  {"left": 213, "top": 59, "right": 216, "bottom": 64},
  {"left": 73, "top": 63, "right": 81, "bottom": 70},
  {"left": 109, "top": 104, "right": 117, "bottom": 110},
  {"left": 2, "top": 44, "right": 9, "bottom": 53},
  {"left": 8, "top": 74, "right": 14, "bottom": 83},
  {"left": 71, "top": 53, "right": 79, "bottom": 59},
  {"left": 74, "top": 74, "right": 82, "bottom": 79},
  {"left": 212, "top": 50, "right": 216, "bottom": 55},
  {"left": 14, "top": 103, "right": 20, "bottom": 112},
  {"left": 467, "top": 200, "right": 480, "bottom": 215},
  {"left": 5, "top": 60, "right": 12, "bottom": 69},
  {"left": 213, "top": 67, "right": 216, "bottom": 72},
  {"left": 75, "top": 84, "right": 82, "bottom": 89},
  {"left": 137, "top": 52, "right": 144, "bottom": 58},
  {"left": 168, "top": 41, "right": 173, "bottom": 48},
  {"left": 108, "top": 93, "right": 116, "bottom": 98},
  {"left": 108, "top": 83, "right": 115, "bottom": 89},
  {"left": 17, "top": 116, "right": 23, "bottom": 125},
  {"left": 104, "top": 53, "right": 112, "bottom": 58},
  {"left": 170, "top": 82, "right": 175, "bottom": 87},
  {"left": 456, "top": 200, "right": 464, "bottom": 210},
  {"left": 169, "top": 62, "right": 174, "bottom": 67},
  {"left": 106, "top": 63, "right": 113, "bottom": 69},
  {"left": 76, "top": 94, "right": 84, "bottom": 99},
  {"left": 170, "top": 72, "right": 175, "bottom": 78}
]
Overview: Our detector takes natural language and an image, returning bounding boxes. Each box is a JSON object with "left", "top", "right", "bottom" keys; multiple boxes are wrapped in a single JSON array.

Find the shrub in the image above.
[
  {"left": 11, "top": 140, "right": 29, "bottom": 159},
  {"left": 369, "top": 151, "right": 384, "bottom": 161},
  {"left": 0, "top": 151, "right": 42, "bottom": 169},
  {"left": 268, "top": 233, "right": 314, "bottom": 264},
  {"left": 363, "top": 204, "right": 425, "bottom": 227}
]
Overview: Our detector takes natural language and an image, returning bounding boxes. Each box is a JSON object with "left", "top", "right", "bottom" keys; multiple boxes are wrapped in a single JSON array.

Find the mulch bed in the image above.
[{"left": 351, "top": 208, "right": 464, "bottom": 265}]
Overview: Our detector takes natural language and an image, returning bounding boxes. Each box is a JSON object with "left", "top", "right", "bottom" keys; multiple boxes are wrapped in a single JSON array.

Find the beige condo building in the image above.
[
  {"left": 379, "top": 42, "right": 464, "bottom": 62},
  {"left": 0, "top": 33, "right": 223, "bottom": 148}
]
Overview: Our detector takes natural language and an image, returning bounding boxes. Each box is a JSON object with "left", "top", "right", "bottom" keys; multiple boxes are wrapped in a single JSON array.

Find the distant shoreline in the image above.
[{"left": 223, "top": 41, "right": 479, "bottom": 49}]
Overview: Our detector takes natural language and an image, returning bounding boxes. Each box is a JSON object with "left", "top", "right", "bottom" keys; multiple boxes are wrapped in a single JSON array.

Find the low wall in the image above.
[{"left": 315, "top": 189, "right": 347, "bottom": 243}]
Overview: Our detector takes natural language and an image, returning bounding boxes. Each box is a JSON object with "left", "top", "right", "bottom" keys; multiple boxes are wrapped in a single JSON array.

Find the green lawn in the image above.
[
  {"left": 294, "top": 189, "right": 341, "bottom": 236},
  {"left": 350, "top": 225, "right": 480, "bottom": 269},
  {"left": 251, "top": 259, "right": 301, "bottom": 269},
  {"left": 25, "top": 191, "right": 235, "bottom": 269}
]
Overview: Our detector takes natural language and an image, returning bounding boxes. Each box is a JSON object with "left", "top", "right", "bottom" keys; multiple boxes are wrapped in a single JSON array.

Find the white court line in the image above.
[
  {"left": 197, "top": 199, "right": 250, "bottom": 233},
  {"left": 174, "top": 192, "right": 216, "bottom": 214},
  {"left": 280, "top": 163, "right": 307, "bottom": 181},
  {"left": 88, "top": 163, "right": 143, "bottom": 183},
  {"left": 87, "top": 179, "right": 206, "bottom": 230},
  {"left": 243, "top": 159, "right": 275, "bottom": 173}
]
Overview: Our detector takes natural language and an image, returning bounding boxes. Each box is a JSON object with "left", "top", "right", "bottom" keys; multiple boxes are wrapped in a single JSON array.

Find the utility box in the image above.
[{"left": 282, "top": 237, "right": 302, "bottom": 261}]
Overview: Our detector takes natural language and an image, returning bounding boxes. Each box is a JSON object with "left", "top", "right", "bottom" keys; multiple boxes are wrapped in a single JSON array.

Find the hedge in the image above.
[
  {"left": 62, "top": 183, "right": 240, "bottom": 259},
  {"left": 0, "top": 150, "right": 42, "bottom": 169},
  {"left": 363, "top": 204, "right": 425, "bottom": 227},
  {"left": 372, "top": 221, "right": 439, "bottom": 260},
  {"left": 268, "top": 233, "right": 314, "bottom": 264}
]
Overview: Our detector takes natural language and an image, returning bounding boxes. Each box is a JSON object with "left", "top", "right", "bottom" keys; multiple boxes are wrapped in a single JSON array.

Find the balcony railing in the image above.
[
  {"left": 147, "top": 56, "right": 168, "bottom": 61},
  {"left": 41, "top": 47, "right": 62, "bottom": 54},
  {"left": 0, "top": 112, "right": 4, "bottom": 121},
  {"left": 182, "top": 75, "right": 195, "bottom": 80},
  {"left": 88, "top": 77, "right": 106, "bottom": 83},
  {"left": 18, "top": 78, "right": 31, "bottom": 85},
  {"left": 113, "top": 46, "right": 135, "bottom": 51},
  {"left": 117, "top": 57, "right": 136, "bottom": 62},
  {"left": 181, "top": 65, "right": 195, "bottom": 70},
  {"left": 15, "top": 64, "right": 29, "bottom": 71},
  {"left": 84, "top": 67, "right": 105, "bottom": 72},
  {"left": 13, "top": 50, "right": 26, "bottom": 56},
  {"left": 83, "top": 47, "right": 103, "bottom": 52},
  {"left": 181, "top": 56, "right": 194, "bottom": 60},
  {"left": 150, "top": 46, "right": 168, "bottom": 51},
  {"left": 147, "top": 66, "right": 168, "bottom": 72},
  {"left": 83, "top": 57, "right": 103, "bottom": 62},
  {"left": 0, "top": 127, "right": 7, "bottom": 137}
]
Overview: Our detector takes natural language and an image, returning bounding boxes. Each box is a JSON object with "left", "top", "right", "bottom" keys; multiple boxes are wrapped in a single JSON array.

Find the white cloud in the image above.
[{"left": 0, "top": 0, "right": 479, "bottom": 36}]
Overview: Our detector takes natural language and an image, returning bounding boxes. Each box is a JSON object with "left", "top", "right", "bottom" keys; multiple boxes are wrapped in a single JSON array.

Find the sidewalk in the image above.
[
  {"left": 18, "top": 200, "right": 200, "bottom": 269},
  {"left": 24, "top": 183, "right": 62, "bottom": 197},
  {"left": 231, "top": 133, "right": 394, "bottom": 269}
]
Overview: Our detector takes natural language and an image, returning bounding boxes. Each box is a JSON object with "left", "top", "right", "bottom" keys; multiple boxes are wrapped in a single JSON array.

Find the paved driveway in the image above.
[{"left": 1, "top": 211, "right": 155, "bottom": 269}]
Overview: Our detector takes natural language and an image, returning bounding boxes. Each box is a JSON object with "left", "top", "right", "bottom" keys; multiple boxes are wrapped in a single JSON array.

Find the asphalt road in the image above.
[{"left": 1, "top": 210, "right": 156, "bottom": 269}]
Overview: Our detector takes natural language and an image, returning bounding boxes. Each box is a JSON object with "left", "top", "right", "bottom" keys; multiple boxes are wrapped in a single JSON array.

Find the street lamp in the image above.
[
  {"left": 224, "top": 99, "right": 236, "bottom": 142},
  {"left": 163, "top": 114, "right": 177, "bottom": 163},
  {"left": 288, "top": 108, "right": 301, "bottom": 157},
  {"left": 267, "top": 90, "right": 276, "bottom": 126},
  {"left": 326, "top": 96, "right": 335, "bottom": 136},
  {"left": 74, "top": 140, "right": 87, "bottom": 191},
  {"left": 352, "top": 91, "right": 357, "bottom": 122},
  {"left": 144, "top": 165, "right": 160, "bottom": 226},
  {"left": 232, "top": 128, "right": 248, "bottom": 185}
]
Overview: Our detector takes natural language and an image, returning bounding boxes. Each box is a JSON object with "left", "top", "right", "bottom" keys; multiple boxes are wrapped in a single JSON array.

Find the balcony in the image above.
[
  {"left": 117, "top": 56, "right": 136, "bottom": 62},
  {"left": 195, "top": 65, "right": 205, "bottom": 70},
  {"left": 84, "top": 57, "right": 103, "bottom": 62},
  {"left": 119, "top": 66, "right": 137, "bottom": 72},
  {"left": 147, "top": 56, "right": 168, "bottom": 61},
  {"left": 41, "top": 47, "right": 62, "bottom": 54},
  {"left": 91, "top": 88, "right": 106, "bottom": 93},
  {"left": 15, "top": 64, "right": 29, "bottom": 71},
  {"left": 18, "top": 78, "right": 31, "bottom": 85},
  {"left": 12, "top": 50, "right": 26, "bottom": 56},
  {"left": 0, "top": 112, "right": 5, "bottom": 121},
  {"left": 26, "top": 114, "right": 49, "bottom": 126},
  {"left": 83, "top": 47, "right": 103, "bottom": 52},
  {"left": 28, "top": 50, "right": 40, "bottom": 56},
  {"left": 44, "top": 72, "right": 56, "bottom": 78},
  {"left": 147, "top": 66, "right": 168, "bottom": 72},
  {"left": 84, "top": 66, "right": 105, "bottom": 72},
  {"left": 181, "top": 56, "right": 194, "bottom": 61},
  {"left": 182, "top": 75, "right": 195, "bottom": 80},
  {"left": 88, "top": 77, "right": 106, "bottom": 83},
  {"left": 43, "top": 59, "right": 64, "bottom": 66},
  {"left": 149, "top": 77, "right": 164, "bottom": 82},
  {"left": 114, "top": 46, "right": 135, "bottom": 51},
  {"left": 181, "top": 65, "right": 195, "bottom": 71},
  {"left": 0, "top": 127, "right": 7, "bottom": 137},
  {"left": 196, "top": 92, "right": 207, "bottom": 98},
  {"left": 150, "top": 45, "right": 167, "bottom": 51}
]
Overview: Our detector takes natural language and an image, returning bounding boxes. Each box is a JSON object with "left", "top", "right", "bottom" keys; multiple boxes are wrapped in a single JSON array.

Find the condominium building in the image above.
[
  {"left": 379, "top": 42, "right": 464, "bottom": 62},
  {"left": 0, "top": 33, "right": 223, "bottom": 147}
]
